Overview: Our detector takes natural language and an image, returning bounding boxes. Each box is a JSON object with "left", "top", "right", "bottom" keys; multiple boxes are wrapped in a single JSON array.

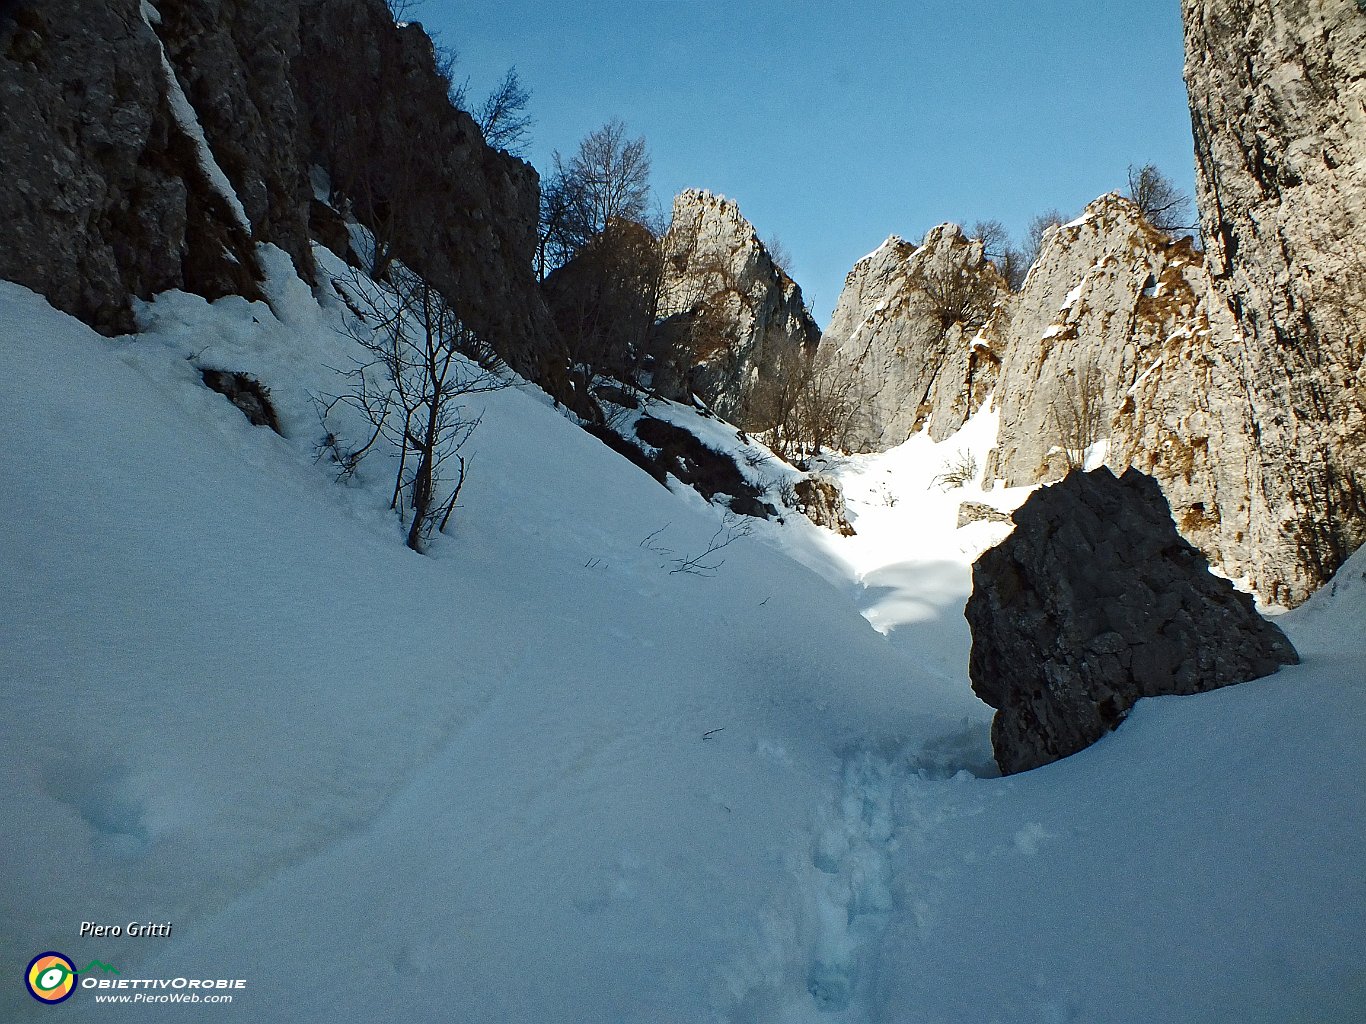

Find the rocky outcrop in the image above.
[
  {"left": 1180, "top": 0, "right": 1366, "bottom": 603},
  {"left": 822, "top": 226, "right": 1007, "bottom": 450},
  {"left": 293, "top": 4, "right": 561, "bottom": 383},
  {"left": 631, "top": 416, "right": 777, "bottom": 520},
  {"left": 956, "top": 501, "right": 1010, "bottom": 529},
  {"left": 656, "top": 190, "right": 820, "bottom": 424},
  {"left": 794, "top": 476, "right": 856, "bottom": 537},
  {"left": 967, "top": 467, "right": 1299, "bottom": 776},
  {"left": 0, "top": 0, "right": 259, "bottom": 332},
  {"left": 0, "top": 0, "right": 560, "bottom": 384},
  {"left": 986, "top": 196, "right": 1212, "bottom": 486}
]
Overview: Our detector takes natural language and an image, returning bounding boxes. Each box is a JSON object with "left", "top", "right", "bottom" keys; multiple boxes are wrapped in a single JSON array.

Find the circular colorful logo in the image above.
[{"left": 25, "top": 952, "right": 77, "bottom": 1004}]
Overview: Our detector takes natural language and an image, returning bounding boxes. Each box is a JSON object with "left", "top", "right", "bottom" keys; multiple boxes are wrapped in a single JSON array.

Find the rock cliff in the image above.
[
  {"left": 1180, "top": 0, "right": 1366, "bottom": 603},
  {"left": 0, "top": 0, "right": 559, "bottom": 382},
  {"left": 835, "top": 187, "right": 1355, "bottom": 607},
  {"left": 657, "top": 189, "right": 821, "bottom": 424},
  {"left": 822, "top": 225, "right": 1007, "bottom": 450}
]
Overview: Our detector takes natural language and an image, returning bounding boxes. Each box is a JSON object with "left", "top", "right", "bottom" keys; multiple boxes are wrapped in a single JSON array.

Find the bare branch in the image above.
[
  {"left": 1126, "top": 163, "right": 1194, "bottom": 236},
  {"left": 317, "top": 265, "right": 510, "bottom": 552},
  {"left": 476, "top": 66, "right": 533, "bottom": 155}
]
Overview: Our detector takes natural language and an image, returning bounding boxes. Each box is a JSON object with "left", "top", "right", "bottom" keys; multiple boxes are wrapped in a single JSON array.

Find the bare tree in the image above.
[
  {"left": 541, "top": 218, "right": 666, "bottom": 402},
  {"left": 320, "top": 266, "right": 510, "bottom": 552},
  {"left": 970, "top": 219, "right": 1031, "bottom": 291},
  {"left": 571, "top": 118, "right": 652, "bottom": 235},
  {"left": 915, "top": 258, "right": 999, "bottom": 338},
  {"left": 1020, "top": 209, "right": 1067, "bottom": 280},
  {"left": 475, "top": 67, "right": 532, "bottom": 155},
  {"left": 383, "top": 0, "right": 424, "bottom": 22},
  {"left": 798, "top": 343, "right": 864, "bottom": 456},
  {"left": 1050, "top": 357, "right": 1109, "bottom": 471},
  {"left": 536, "top": 161, "right": 578, "bottom": 281},
  {"left": 538, "top": 119, "right": 652, "bottom": 276},
  {"left": 969, "top": 219, "right": 1009, "bottom": 262},
  {"left": 749, "top": 343, "right": 862, "bottom": 463},
  {"left": 1126, "top": 163, "right": 1193, "bottom": 236}
]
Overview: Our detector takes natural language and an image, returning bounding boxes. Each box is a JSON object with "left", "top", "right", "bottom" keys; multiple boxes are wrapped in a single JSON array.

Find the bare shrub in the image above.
[
  {"left": 638, "top": 515, "right": 752, "bottom": 578},
  {"left": 764, "top": 233, "right": 793, "bottom": 276},
  {"left": 915, "top": 258, "right": 998, "bottom": 337},
  {"left": 1050, "top": 358, "right": 1109, "bottom": 470},
  {"left": 929, "top": 450, "right": 979, "bottom": 491},
  {"left": 750, "top": 343, "right": 863, "bottom": 463},
  {"left": 1126, "top": 163, "right": 1194, "bottom": 236},
  {"left": 319, "top": 265, "right": 510, "bottom": 552}
]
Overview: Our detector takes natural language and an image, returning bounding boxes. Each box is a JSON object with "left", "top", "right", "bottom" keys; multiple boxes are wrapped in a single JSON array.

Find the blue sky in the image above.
[{"left": 424, "top": 0, "right": 1196, "bottom": 325}]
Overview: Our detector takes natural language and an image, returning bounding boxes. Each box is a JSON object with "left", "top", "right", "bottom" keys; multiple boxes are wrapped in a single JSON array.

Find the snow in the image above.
[
  {"left": 2, "top": 253, "right": 1362, "bottom": 1024},
  {"left": 142, "top": 2, "right": 251, "bottom": 232},
  {"left": 1128, "top": 357, "right": 1165, "bottom": 396},
  {"left": 1061, "top": 281, "right": 1085, "bottom": 310}
]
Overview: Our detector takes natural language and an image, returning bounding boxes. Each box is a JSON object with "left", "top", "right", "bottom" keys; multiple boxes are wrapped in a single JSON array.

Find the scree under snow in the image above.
[{"left": 1, "top": 249, "right": 1362, "bottom": 1023}]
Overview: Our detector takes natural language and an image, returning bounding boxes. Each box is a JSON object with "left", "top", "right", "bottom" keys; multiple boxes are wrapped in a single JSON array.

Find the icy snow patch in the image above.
[{"left": 142, "top": 2, "right": 251, "bottom": 231}]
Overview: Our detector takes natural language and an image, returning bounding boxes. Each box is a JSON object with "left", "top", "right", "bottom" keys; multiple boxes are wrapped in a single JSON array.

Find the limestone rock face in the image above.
[
  {"left": 657, "top": 190, "right": 820, "bottom": 425},
  {"left": 1181, "top": 0, "right": 1366, "bottom": 602},
  {"left": 967, "top": 467, "right": 1299, "bottom": 776},
  {"left": 822, "top": 226, "right": 1006, "bottom": 450},
  {"left": 986, "top": 196, "right": 1210, "bottom": 487},
  {"left": 0, "top": 0, "right": 559, "bottom": 384},
  {"left": 983, "top": 195, "right": 1284, "bottom": 596}
]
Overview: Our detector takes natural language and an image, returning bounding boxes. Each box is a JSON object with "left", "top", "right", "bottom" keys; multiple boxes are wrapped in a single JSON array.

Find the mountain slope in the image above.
[{"left": 1, "top": 253, "right": 1361, "bottom": 1022}]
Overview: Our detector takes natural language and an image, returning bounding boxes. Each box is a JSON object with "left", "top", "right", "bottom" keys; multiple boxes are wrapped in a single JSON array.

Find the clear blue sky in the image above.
[{"left": 423, "top": 0, "right": 1196, "bottom": 326}]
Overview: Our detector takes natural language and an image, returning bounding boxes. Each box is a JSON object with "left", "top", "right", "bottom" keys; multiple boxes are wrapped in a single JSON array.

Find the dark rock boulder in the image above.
[
  {"left": 966, "top": 467, "right": 1299, "bottom": 775},
  {"left": 632, "top": 416, "right": 776, "bottom": 520}
]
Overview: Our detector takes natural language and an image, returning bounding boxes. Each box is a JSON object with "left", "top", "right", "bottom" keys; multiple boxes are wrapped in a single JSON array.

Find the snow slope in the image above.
[{"left": 2, "top": 251, "right": 1362, "bottom": 1023}]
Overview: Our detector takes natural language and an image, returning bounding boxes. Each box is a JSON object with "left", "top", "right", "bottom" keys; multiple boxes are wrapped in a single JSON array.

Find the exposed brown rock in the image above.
[{"left": 794, "top": 476, "right": 856, "bottom": 536}]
